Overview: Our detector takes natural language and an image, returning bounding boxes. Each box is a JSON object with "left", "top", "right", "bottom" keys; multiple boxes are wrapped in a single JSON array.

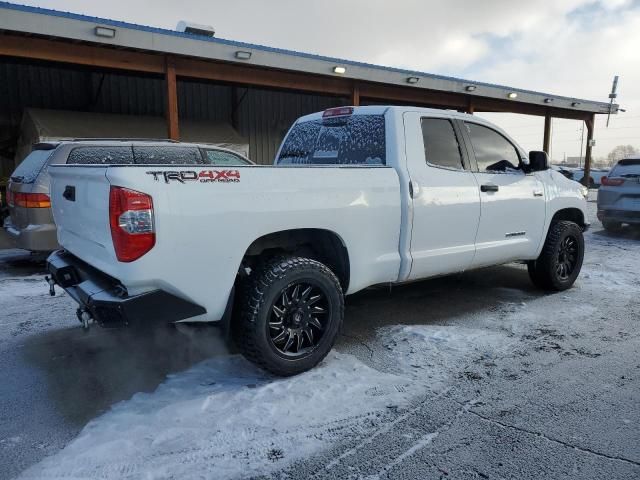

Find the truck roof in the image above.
[
  {"left": 40, "top": 139, "right": 240, "bottom": 148},
  {"left": 295, "top": 105, "right": 495, "bottom": 124}
]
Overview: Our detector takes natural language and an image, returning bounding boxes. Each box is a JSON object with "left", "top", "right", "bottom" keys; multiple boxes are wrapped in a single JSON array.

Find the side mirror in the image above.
[{"left": 528, "top": 151, "right": 549, "bottom": 172}]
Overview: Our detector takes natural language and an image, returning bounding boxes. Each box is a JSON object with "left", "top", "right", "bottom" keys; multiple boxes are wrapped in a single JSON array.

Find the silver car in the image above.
[
  {"left": 597, "top": 157, "right": 640, "bottom": 231},
  {"left": 4, "top": 140, "right": 253, "bottom": 252}
]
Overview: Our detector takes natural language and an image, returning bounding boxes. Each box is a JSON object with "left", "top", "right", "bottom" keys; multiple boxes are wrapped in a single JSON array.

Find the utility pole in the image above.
[
  {"left": 606, "top": 75, "right": 618, "bottom": 128},
  {"left": 579, "top": 123, "right": 585, "bottom": 167}
]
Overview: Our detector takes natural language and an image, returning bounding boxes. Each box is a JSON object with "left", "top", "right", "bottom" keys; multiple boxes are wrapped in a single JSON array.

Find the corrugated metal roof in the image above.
[{"left": 0, "top": 1, "right": 615, "bottom": 114}]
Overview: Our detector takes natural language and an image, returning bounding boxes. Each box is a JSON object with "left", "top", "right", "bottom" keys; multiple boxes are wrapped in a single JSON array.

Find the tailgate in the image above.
[{"left": 48, "top": 166, "right": 114, "bottom": 268}]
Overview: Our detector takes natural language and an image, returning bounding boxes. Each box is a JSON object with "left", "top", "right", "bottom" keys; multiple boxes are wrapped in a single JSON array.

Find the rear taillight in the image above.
[
  {"left": 11, "top": 192, "right": 51, "bottom": 208},
  {"left": 601, "top": 176, "right": 624, "bottom": 186},
  {"left": 109, "top": 186, "right": 155, "bottom": 262}
]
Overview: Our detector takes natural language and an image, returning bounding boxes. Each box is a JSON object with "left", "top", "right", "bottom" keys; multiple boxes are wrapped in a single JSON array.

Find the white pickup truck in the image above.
[{"left": 46, "top": 106, "right": 589, "bottom": 375}]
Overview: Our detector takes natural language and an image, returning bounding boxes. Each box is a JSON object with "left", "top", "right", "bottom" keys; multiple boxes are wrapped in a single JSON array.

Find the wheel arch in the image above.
[
  {"left": 241, "top": 228, "right": 351, "bottom": 292},
  {"left": 550, "top": 208, "right": 587, "bottom": 229}
]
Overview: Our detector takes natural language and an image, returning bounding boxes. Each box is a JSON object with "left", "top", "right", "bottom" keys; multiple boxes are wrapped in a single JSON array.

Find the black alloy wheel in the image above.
[
  {"left": 268, "top": 281, "right": 330, "bottom": 357},
  {"left": 555, "top": 235, "right": 579, "bottom": 281}
]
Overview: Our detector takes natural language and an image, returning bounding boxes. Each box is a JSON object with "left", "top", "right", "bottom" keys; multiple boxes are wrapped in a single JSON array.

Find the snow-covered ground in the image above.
[{"left": 6, "top": 195, "right": 640, "bottom": 479}]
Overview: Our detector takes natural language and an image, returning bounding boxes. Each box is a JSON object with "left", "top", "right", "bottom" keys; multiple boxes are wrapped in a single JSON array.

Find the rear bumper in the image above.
[
  {"left": 597, "top": 208, "right": 640, "bottom": 224},
  {"left": 3, "top": 218, "right": 59, "bottom": 252},
  {"left": 46, "top": 250, "right": 206, "bottom": 327}
]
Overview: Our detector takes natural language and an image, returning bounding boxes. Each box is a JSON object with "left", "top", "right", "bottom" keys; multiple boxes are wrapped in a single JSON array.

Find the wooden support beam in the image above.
[
  {"left": 582, "top": 114, "right": 595, "bottom": 187},
  {"left": 543, "top": 112, "right": 552, "bottom": 154},
  {"left": 351, "top": 84, "right": 360, "bottom": 106},
  {"left": 0, "top": 35, "right": 165, "bottom": 73},
  {"left": 467, "top": 100, "right": 475, "bottom": 115},
  {"left": 360, "top": 83, "right": 468, "bottom": 109},
  {"left": 165, "top": 56, "right": 179, "bottom": 140},
  {"left": 174, "top": 57, "right": 351, "bottom": 97}
]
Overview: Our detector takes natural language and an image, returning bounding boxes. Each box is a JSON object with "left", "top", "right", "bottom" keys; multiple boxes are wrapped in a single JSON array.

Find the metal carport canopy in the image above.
[{"left": 0, "top": 1, "right": 616, "bottom": 120}]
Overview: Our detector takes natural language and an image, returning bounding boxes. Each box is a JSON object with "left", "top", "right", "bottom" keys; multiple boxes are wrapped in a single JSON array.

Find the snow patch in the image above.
[
  {"left": 0, "top": 275, "right": 51, "bottom": 301},
  {"left": 379, "top": 325, "right": 512, "bottom": 389},
  {"left": 19, "top": 353, "right": 414, "bottom": 480}
]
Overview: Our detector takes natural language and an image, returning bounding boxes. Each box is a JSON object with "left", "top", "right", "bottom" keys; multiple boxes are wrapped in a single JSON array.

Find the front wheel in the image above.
[
  {"left": 528, "top": 221, "right": 584, "bottom": 291},
  {"left": 235, "top": 256, "right": 344, "bottom": 376}
]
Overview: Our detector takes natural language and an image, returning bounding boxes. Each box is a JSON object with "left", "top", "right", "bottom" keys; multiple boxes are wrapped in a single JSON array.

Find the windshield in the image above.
[
  {"left": 10, "top": 149, "right": 54, "bottom": 184},
  {"left": 276, "top": 115, "right": 386, "bottom": 165}
]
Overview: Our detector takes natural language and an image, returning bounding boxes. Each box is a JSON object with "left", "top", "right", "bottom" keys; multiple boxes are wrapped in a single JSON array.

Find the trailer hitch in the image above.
[
  {"left": 44, "top": 276, "right": 56, "bottom": 296},
  {"left": 76, "top": 308, "right": 93, "bottom": 329}
]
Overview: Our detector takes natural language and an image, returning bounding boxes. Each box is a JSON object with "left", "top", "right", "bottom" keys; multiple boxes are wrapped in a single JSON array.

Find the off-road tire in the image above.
[
  {"left": 528, "top": 221, "right": 584, "bottom": 291},
  {"left": 234, "top": 256, "right": 344, "bottom": 376}
]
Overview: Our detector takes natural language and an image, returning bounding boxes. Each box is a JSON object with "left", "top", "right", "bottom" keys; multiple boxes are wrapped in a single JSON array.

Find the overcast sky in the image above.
[{"left": 16, "top": 0, "right": 640, "bottom": 162}]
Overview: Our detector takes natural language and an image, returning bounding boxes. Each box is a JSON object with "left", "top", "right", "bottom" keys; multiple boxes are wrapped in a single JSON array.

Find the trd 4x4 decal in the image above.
[{"left": 147, "top": 170, "right": 241, "bottom": 184}]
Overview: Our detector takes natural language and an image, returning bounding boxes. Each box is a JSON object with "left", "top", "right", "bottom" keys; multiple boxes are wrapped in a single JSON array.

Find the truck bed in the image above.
[{"left": 48, "top": 164, "right": 403, "bottom": 321}]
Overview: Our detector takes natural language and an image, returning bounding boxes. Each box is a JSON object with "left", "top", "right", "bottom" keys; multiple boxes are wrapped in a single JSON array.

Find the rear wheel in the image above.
[
  {"left": 528, "top": 221, "right": 584, "bottom": 291},
  {"left": 235, "top": 256, "right": 344, "bottom": 376}
]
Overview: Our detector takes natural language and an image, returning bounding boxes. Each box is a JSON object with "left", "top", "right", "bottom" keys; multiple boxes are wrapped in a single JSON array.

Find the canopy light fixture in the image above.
[
  {"left": 507, "top": 92, "right": 518, "bottom": 99},
  {"left": 465, "top": 85, "right": 477, "bottom": 92},
  {"left": 544, "top": 98, "right": 554, "bottom": 103},
  {"left": 235, "top": 51, "right": 252, "bottom": 60},
  {"left": 571, "top": 102, "right": 581, "bottom": 107},
  {"left": 406, "top": 77, "right": 420, "bottom": 84},
  {"left": 94, "top": 26, "right": 116, "bottom": 38},
  {"left": 333, "top": 66, "right": 346, "bottom": 74}
]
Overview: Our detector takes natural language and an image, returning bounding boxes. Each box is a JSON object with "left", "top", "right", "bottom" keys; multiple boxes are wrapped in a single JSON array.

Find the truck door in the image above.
[
  {"left": 460, "top": 121, "right": 546, "bottom": 267},
  {"left": 403, "top": 112, "right": 481, "bottom": 280}
]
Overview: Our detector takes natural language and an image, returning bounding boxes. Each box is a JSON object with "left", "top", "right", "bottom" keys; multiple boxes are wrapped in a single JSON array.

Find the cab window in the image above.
[
  {"left": 276, "top": 115, "right": 386, "bottom": 165},
  {"left": 465, "top": 123, "right": 522, "bottom": 173},
  {"left": 421, "top": 118, "right": 465, "bottom": 170}
]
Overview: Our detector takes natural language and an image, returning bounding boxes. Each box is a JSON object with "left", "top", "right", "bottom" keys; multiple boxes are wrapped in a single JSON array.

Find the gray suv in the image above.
[
  {"left": 597, "top": 157, "right": 640, "bottom": 231},
  {"left": 4, "top": 140, "right": 253, "bottom": 252}
]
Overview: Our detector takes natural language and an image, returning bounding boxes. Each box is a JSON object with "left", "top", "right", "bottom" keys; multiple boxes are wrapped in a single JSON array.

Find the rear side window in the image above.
[
  {"left": 202, "top": 149, "right": 250, "bottom": 166},
  {"left": 611, "top": 159, "right": 640, "bottom": 177},
  {"left": 276, "top": 115, "right": 386, "bottom": 165},
  {"left": 11, "top": 149, "right": 54, "bottom": 183},
  {"left": 465, "top": 123, "right": 521, "bottom": 173},
  {"left": 67, "top": 147, "right": 133, "bottom": 165},
  {"left": 133, "top": 146, "right": 201, "bottom": 165},
  {"left": 421, "top": 118, "right": 464, "bottom": 170}
]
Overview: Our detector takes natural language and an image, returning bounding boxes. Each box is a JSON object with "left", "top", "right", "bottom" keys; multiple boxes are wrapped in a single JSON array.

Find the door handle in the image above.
[
  {"left": 480, "top": 184, "right": 499, "bottom": 192},
  {"left": 533, "top": 190, "right": 544, "bottom": 197},
  {"left": 63, "top": 185, "right": 75, "bottom": 202}
]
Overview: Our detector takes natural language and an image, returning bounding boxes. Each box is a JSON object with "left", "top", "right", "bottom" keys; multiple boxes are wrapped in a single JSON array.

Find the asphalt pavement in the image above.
[{"left": 1, "top": 196, "right": 638, "bottom": 479}]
